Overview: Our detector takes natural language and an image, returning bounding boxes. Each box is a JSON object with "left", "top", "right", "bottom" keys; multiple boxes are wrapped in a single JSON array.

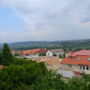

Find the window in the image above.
[
  {"left": 80, "top": 65, "right": 89, "bottom": 70},
  {"left": 88, "top": 58, "right": 90, "bottom": 61},
  {"left": 83, "top": 66, "right": 85, "bottom": 70},
  {"left": 86, "top": 66, "right": 89, "bottom": 70},
  {"left": 80, "top": 66, "right": 82, "bottom": 69},
  {"left": 68, "top": 64, "right": 72, "bottom": 67}
]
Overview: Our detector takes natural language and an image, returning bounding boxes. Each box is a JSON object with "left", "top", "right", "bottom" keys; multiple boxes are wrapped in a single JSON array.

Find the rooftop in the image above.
[
  {"left": 22, "top": 49, "right": 47, "bottom": 55},
  {"left": 49, "top": 49, "right": 64, "bottom": 52},
  {"left": 61, "top": 55, "right": 90, "bottom": 66},
  {"left": 0, "top": 65, "right": 5, "bottom": 69},
  {"left": 70, "top": 50, "right": 90, "bottom": 57}
]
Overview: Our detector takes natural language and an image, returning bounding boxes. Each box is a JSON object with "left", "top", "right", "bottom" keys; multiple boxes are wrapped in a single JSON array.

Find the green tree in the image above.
[
  {"left": 59, "top": 54, "right": 62, "bottom": 58},
  {"left": 67, "top": 77, "right": 87, "bottom": 90},
  {"left": 63, "top": 53, "right": 66, "bottom": 58},
  {"left": 31, "top": 71, "right": 66, "bottom": 90},
  {"left": 1, "top": 58, "right": 90, "bottom": 90},
  {"left": 0, "top": 53, "right": 4, "bottom": 64},
  {"left": 0, "top": 60, "right": 48, "bottom": 90},
  {"left": 2, "top": 43, "right": 14, "bottom": 64}
]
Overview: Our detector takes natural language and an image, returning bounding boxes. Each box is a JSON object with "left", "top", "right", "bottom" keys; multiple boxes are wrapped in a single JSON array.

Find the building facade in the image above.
[
  {"left": 60, "top": 50, "right": 90, "bottom": 74},
  {"left": 46, "top": 49, "right": 64, "bottom": 57},
  {"left": 22, "top": 48, "right": 47, "bottom": 58}
]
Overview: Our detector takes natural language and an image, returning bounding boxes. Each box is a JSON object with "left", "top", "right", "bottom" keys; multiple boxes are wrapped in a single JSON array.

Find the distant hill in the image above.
[
  {"left": 0, "top": 39, "right": 90, "bottom": 51},
  {"left": 8, "top": 41, "right": 62, "bottom": 50}
]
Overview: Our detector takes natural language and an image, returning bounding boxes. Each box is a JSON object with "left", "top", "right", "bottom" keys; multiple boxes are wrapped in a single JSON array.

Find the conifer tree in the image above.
[
  {"left": 2, "top": 43, "right": 14, "bottom": 63},
  {"left": 0, "top": 53, "right": 4, "bottom": 64}
]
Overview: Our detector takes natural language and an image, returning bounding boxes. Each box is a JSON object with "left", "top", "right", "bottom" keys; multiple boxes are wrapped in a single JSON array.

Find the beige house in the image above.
[{"left": 60, "top": 50, "right": 90, "bottom": 74}]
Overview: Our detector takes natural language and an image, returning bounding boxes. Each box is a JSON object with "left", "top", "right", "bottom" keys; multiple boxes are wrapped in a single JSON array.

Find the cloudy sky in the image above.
[{"left": 0, "top": 0, "right": 90, "bottom": 43}]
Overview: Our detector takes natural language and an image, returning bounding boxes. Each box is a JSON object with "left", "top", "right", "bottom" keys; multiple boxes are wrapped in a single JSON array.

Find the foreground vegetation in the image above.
[{"left": 0, "top": 44, "right": 90, "bottom": 90}]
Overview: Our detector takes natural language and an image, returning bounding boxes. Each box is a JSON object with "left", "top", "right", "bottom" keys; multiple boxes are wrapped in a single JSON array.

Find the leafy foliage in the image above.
[
  {"left": 0, "top": 44, "right": 90, "bottom": 90},
  {"left": 0, "top": 53, "right": 4, "bottom": 64},
  {"left": 31, "top": 71, "right": 66, "bottom": 90},
  {"left": 0, "top": 60, "right": 48, "bottom": 90}
]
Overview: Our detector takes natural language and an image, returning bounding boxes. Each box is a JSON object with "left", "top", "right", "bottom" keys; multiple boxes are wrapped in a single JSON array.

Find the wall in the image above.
[
  {"left": 46, "top": 51, "right": 53, "bottom": 57},
  {"left": 60, "top": 64, "right": 90, "bottom": 74},
  {"left": 46, "top": 50, "right": 65, "bottom": 57}
]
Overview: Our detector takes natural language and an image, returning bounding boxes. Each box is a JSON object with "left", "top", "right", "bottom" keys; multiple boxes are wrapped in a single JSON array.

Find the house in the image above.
[
  {"left": 44, "top": 57, "right": 61, "bottom": 70},
  {"left": 60, "top": 50, "right": 90, "bottom": 74},
  {"left": 46, "top": 49, "right": 64, "bottom": 57},
  {"left": 11, "top": 50, "right": 21, "bottom": 56},
  {"left": 65, "top": 51, "right": 72, "bottom": 57},
  {"left": 22, "top": 48, "right": 47, "bottom": 58}
]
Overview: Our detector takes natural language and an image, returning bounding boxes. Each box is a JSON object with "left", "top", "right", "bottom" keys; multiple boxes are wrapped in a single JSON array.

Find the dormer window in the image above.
[{"left": 88, "top": 58, "right": 90, "bottom": 61}]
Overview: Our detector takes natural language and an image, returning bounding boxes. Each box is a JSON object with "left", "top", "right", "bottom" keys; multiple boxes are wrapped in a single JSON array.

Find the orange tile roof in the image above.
[
  {"left": 45, "top": 57, "right": 59, "bottom": 65},
  {"left": 60, "top": 55, "right": 90, "bottom": 66},
  {"left": 22, "top": 50, "right": 31, "bottom": 55},
  {"left": 0, "top": 65, "right": 5, "bottom": 69},
  {"left": 22, "top": 49, "right": 46, "bottom": 55}
]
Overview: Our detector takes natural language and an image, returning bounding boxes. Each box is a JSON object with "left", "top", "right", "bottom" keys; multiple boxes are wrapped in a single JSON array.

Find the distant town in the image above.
[
  {"left": 10, "top": 47, "right": 90, "bottom": 79},
  {"left": 1, "top": 40, "right": 90, "bottom": 79}
]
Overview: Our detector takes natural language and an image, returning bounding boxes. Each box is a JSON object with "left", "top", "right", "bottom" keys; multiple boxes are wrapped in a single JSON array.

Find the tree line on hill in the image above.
[
  {"left": 0, "top": 44, "right": 90, "bottom": 90},
  {"left": 0, "top": 39, "right": 90, "bottom": 51}
]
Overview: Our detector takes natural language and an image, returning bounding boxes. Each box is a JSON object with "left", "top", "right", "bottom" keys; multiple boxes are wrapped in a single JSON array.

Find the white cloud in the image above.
[{"left": 0, "top": 0, "right": 90, "bottom": 42}]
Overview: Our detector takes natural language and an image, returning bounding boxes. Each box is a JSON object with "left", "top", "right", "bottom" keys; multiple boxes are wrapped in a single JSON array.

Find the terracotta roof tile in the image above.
[
  {"left": 22, "top": 49, "right": 46, "bottom": 55},
  {"left": 61, "top": 55, "right": 90, "bottom": 66},
  {"left": 49, "top": 49, "right": 64, "bottom": 52},
  {"left": 0, "top": 65, "right": 5, "bottom": 69},
  {"left": 45, "top": 57, "right": 59, "bottom": 65},
  {"left": 70, "top": 50, "right": 90, "bottom": 57}
]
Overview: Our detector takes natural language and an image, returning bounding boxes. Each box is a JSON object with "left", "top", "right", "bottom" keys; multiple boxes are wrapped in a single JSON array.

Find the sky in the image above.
[{"left": 0, "top": 0, "right": 90, "bottom": 43}]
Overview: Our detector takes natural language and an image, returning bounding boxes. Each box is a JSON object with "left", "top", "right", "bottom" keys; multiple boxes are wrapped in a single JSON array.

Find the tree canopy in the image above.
[{"left": 0, "top": 44, "right": 90, "bottom": 90}]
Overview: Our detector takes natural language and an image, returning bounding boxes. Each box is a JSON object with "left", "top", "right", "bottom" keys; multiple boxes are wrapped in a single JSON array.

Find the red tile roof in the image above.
[
  {"left": 0, "top": 65, "right": 5, "bottom": 69},
  {"left": 70, "top": 50, "right": 90, "bottom": 57},
  {"left": 22, "top": 49, "right": 46, "bottom": 55},
  {"left": 60, "top": 55, "right": 90, "bottom": 66},
  {"left": 22, "top": 50, "right": 31, "bottom": 55},
  {"left": 49, "top": 49, "right": 64, "bottom": 52}
]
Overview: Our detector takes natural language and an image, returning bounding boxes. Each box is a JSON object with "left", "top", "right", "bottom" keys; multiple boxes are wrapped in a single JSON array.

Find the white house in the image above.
[{"left": 46, "top": 49, "right": 64, "bottom": 57}]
